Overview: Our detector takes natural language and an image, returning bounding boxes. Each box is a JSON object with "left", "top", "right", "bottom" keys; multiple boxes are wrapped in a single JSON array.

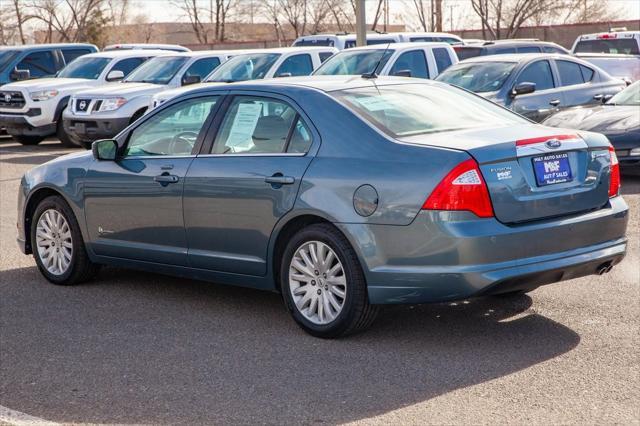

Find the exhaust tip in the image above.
[{"left": 597, "top": 262, "right": 613, "bottom": 275}]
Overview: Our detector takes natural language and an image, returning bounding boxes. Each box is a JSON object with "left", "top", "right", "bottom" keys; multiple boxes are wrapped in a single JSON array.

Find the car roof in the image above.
[
  {"left": 459, "top": 53, "right": 573, "bottom": 63},
  {"left": 390, "top": 31, "right": 462, "bottom": 39},
  {"left": 460, "top": 40, "right": 562, "bottom": 48},
  {"left": 0, "top": 43, "right": 96, "bottom": 51},
  {"left": 83, "top": 49, "right": 170, "bottom": 59},
  {"left": 341, "top": 42, "right": 452, "bottom": 51}
]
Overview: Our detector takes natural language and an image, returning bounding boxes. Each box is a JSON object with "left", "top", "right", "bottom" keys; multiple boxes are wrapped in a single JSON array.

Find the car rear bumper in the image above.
[
  {"left": 63, "top": 116, "right": 130, "bottom": 145},
  {"left": 0, "top": 113, "right": 55, "bottom": 137},
  {"left": 338, "top": 196, "right": 629, "bottom": 304}
]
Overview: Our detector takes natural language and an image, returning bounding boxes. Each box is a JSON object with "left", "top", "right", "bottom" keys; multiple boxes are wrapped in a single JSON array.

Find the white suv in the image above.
[
  {"left": 0, "top": 50, "right": 164, "bottom": 146},
  {"left": 313, "top": 42, "right": 458, "bottom": 79},
  {"left": 63, "top": 50, "right": 235, "bottom": 148},
  {"left": 149, "top": 47, "right": 337, "bottom": 110}
]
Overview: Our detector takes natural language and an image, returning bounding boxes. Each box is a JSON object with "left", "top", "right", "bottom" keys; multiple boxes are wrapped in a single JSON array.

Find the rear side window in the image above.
[
  {"left": 185, "top": 57, "right": 222, "bottom": 79},
  {"left": 111, "top": 57, "right": 146, "bottom": 77},
  {"left": 275, "top": 54, "right": 313, "bottom": 77},
  {"left": 287, "top": 118, "right": 313, "bottom": 153},
  {"left": 319, "top": 52, "right": 334, "bottom": 63},
  {"left": 516, "top": 60, "right": 555, "bottom": 91},
  {"left": 62, "top": 49, "right": 92, "bottom": 64},
  {"left": 389, "top": 50, "right": 429, "bottom": 78},
  {"left": 580, "top": 65, "right": 595, "bottom": 82},
  {"left": 16, "top": 51, "right": 57, "bottom": 77},
  {"left": 433, "top": 48, "right": 453, "bottom": 73},
  {"left": 556, "top": 60, "right": 585, "bottom": 86},
  {"left": 574, "top": 39, "right": 639, "bottom": 55},
  {"left": 517, "top": 46, "right": 541, "bottom": 53}
]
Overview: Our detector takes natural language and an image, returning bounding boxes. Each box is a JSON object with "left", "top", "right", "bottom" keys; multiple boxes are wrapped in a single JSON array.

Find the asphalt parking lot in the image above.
[{"left": 0, "top": 138, "right": 638, "bottom": 425}]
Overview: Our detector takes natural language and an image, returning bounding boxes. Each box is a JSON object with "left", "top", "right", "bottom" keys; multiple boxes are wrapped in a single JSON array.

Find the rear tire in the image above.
[
  {"left": 31, "top": 195, "right": 99, "bottom": 285},
  {"left": 56, "top": 120, "right": 76, "bottom": 147},
  {"left": 280, "top": 223, "right": 379, "bottom": 338},
  {"left": 13, "top": 135, "right": 44, "bottom": 145}
]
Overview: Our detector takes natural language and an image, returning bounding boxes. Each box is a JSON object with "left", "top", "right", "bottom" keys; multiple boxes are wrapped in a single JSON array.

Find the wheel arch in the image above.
[
  {"left": 129, "top": 107, "right": 148, "bottom": 124},
  {"left": 23, "top": 186, "right": 74, "bottom": 254},
  {"left": 54, "top": 95, "right": 71, "bottom": 122}
]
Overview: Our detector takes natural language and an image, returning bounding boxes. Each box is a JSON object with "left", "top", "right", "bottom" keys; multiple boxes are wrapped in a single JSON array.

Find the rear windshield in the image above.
[
  {"left": 454, "top": 47, "right": 483, "bottom": 60},
  {"left": 344, "top": 39, "right": 396, "bottom": 49},
  {"left": 125, "top": 56, "right": 188, "bottom": 85},
  {"left": 574, "top": 39, "right": 639, "bottom": 55},
  {"left": 608, "top": 81, "right": 640, "bottom": 105},
  {"left": 58, "top": 57, "right": 111, "bottom": 79},
  {"left": 294, "top": 39, "right": 334, "bottom": 47},
  {"left": 435, "top": 61, "right": 517, "bottom": 93},
  {"left": 331, "top": 84, "right": 524, "bottom": 138},
  {"left": 206, "top": 53, "right": 281, "bottom": 82},
  {"left": 314, "top": 49, "right": 394, "bottom": 76}
]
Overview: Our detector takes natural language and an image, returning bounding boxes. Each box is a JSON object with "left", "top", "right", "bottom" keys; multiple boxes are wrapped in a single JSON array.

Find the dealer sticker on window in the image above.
[{"left": 532, "top": 153, "right": 572, "bottom": 186}]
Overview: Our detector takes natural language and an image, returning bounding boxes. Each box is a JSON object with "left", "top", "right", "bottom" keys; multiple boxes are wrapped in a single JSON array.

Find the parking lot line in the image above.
[{"left": 0, "top": 405, "right": 60, "bottom": 426}]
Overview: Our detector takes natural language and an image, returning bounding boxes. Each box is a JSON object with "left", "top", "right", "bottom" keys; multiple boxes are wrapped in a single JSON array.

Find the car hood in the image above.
[
  {"left": 76, "top": 82, "right": 164, "bottom": 98},
  {"left": 1, "top": 78, "right": 92, "bottom": 92},
  {"left": 542, "top": 105, "right": 640, "bottom": 134},
  {"left": 153, "top": 82, "right": 227, "bottom": 101}
]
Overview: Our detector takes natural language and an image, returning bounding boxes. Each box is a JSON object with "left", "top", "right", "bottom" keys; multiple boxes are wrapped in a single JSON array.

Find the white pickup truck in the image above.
[
  {"left": 572, "top": 30, "right": 640, "bottom": 83},
  {"left": 0, "top": 50, "right": 164, "bottom": 145},
  {"left": 62, "top": 50, "right": 236, "bottom": 148}
]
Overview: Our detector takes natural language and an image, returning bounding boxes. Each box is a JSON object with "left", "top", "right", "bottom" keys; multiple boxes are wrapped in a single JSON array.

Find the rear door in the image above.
[
  {"left": 508, "top": 59, "right": 563, "bottom": 122},
  {"left": 183, "top": 93, "right": 316, "bottom": 275},
  {"left": 553, "top": 59, "right": 602, "bottom": 108}
]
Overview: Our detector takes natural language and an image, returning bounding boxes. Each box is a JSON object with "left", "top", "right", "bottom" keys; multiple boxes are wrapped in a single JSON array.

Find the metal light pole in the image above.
[{"left": 355, "top": 0, "right": 366, "bottom": 47}]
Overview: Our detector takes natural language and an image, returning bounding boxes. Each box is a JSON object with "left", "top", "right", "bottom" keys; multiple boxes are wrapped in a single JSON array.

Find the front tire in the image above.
[
  {"left": 280, "top": 223, "right": 379, "bottom": 338},
  {"left": 56, "top": 120, "right": 76, "bottom": 147},
  {"left": 31, "top": 195, "right": 99, "bottom": 285},
  {"left": 13, "top": 135, "right": 44, "bottom": 145}
]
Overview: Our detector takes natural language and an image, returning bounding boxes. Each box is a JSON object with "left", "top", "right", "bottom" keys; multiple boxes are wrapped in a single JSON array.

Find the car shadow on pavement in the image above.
[
  {"left": 621, "top": 170, "right": 640, "bottom": 195},
  {"left": 0, "top": 265, "right": 580, "bottom": 424}
]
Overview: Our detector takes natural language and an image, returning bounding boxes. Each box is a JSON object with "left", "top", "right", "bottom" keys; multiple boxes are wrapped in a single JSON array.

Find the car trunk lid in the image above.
[{"left": 400, "top": 124, "right": 612, "bottom": 224}]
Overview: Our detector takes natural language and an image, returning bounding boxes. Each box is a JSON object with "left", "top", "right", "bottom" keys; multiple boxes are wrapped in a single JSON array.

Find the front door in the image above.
[
  {"left": 184, "top": 94, "right": 316, "bottom": 276},
  {"left": 83, "top": 95, "right": 221, "bottom": 265},
  {"left": 508, "top": 59, "right": 563, "bottom": 122}
]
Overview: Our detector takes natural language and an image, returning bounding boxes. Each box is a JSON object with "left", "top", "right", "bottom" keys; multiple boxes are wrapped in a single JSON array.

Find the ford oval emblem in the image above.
[{"left": 545, "top": 139, "right": 562, "bottom": 149}]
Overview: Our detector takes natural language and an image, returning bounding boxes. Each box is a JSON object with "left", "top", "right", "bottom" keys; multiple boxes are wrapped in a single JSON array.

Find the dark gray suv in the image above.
[{"left": 436, "top": 53, "right": 626, "bottom": 122}]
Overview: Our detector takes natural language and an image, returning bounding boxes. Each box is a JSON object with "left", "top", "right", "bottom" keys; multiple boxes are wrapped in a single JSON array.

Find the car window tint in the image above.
[
  {"left": 433, "top": 48, "right": 453, "bottom": 73},
  {"left": 275, "top": 54, "right": 314, "bottom": 77},
  {"left": 17, "top": 50, "right": 56, "bottom": 77},
  {"left": 574, "top": 39, "right": 639, "bottom": 55},
  {"left": 111, "top": 57, "right": 146, "bottom": 76},
  {"left": 213, "top": 96, "right": 298, "bottom": 154},
  {"left": 410, "top": 37, "right": 437, "bottom": 42},
  {"left": 62, "top": 49, "right": 92, "bottom": 63},
  {"left": 319, "top": 51, "right": 334, "bottom": 63},
  {"left": 185, "top": 57, "right": 222, "bottom": 79},
  {"left": 516, "top": 60, "right": 554, "bottom": 91},
  {"left": 287, "top": 118, "right": 313, "bottom": 153},
  {"left": 580, "top": 64, "right": 595, "bottom": 82},
  {"left": 389, "top": 50, "right": 429, "bottom": 78},
  {"left": 494, "top": 47, "right": 516, "bottom": 54},
  {"left": 542, "top": 46, "right": 565, "bottom": 54},
  {"left": 517, "top": 46, "right": 541, "bottom": 53},
  {"left": 557, "top": 60, "right": 584, "bottom": 86},
  {"left": 125, "top": 96, "right": 219, "bottom": 157}
]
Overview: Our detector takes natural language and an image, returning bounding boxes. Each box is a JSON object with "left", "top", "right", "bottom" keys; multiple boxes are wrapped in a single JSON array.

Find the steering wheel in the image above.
[{"left": 167, "top": 131, "right": 199, "bottom": 155}]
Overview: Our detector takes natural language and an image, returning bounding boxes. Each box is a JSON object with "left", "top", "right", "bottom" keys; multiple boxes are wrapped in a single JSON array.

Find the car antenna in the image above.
[{"left": 362, "top": 43, "right": 391, "bottom": 80}]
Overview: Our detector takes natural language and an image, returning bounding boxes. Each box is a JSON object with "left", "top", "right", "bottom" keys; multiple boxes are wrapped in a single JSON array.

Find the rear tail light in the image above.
[
  {"left": 422, "top": 158, "right": 494, "bottom": 218},
  {"left": 608, "top": 146, "right": 621, "bottom": 197}
]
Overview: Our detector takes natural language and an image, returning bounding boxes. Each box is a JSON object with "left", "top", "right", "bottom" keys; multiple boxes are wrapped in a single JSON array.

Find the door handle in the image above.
[
  {"left": 593, "top": 94, "right": 603, "bottom": 100},
  {"left": 549, "top": 99, "right": 561, "bottom": 106},
  {"left": 265, "top": 174, "right": 295, "bottom": 185},
  {"left": 154, "top": 173, "right": 179, "bottom": 184}
]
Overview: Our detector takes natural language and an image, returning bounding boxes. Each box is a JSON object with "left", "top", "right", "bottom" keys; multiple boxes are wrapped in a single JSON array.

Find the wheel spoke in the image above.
[
  {"left": 327, "top": 291, "right": 342, "bottom": 312},
  {"left": 329, "top": 285, "right": 346, "bottom": 299},
  {"left": 36, "top": 209, "right": 73, "bottom": 276},
  {"left": 292, "top": 258, "right": 314, "bottom": 278}
]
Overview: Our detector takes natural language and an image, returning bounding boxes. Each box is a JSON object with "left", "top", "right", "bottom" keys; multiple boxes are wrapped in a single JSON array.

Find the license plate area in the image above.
[{"left": 532, "top": 153, "right": 572, "bottom": 186}]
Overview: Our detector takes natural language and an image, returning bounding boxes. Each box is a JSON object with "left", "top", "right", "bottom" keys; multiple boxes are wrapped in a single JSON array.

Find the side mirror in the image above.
[
  {"left": 181, "top": 75, "right": 200, "bottom": 86},
  {"left": 10, "top": 68, "right": 30, "bottom": 81},
  {"left": 106, "top": 70, "right": 125, "bottom": 82},
  {"left": 511, "top": 82, "right": 536, "bottom": 97},
  {"left": 603, "top": 94, "right": 614, "bottom": 103},
  {"left": 92, "top": 139, "right": 118, "bottom": 161},
  {"left": 275, "top": 72, "right": 292, "bottom": 78},
  {"left": 393, "top": 69, "right": 412, "bottom": 77}
]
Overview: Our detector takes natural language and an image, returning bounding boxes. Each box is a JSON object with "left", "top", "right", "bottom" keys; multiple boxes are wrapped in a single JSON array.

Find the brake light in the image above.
[
  {"left": 516, "top": 134, "right": 579, "bottom": 146},
  {"left": 609, "top": 146, "right": 621, "bottom": 197},
  {"left": 597, "top": 33, "right": 617, "bottom": 39},
  {"left": 422, "top": 158, "right": 494, "bottom": 218}
]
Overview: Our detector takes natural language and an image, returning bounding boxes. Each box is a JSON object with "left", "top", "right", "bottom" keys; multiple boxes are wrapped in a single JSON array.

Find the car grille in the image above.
[
  {"left": 74, "top": 98, "right": 92, "bottom": 113},
  {"left": 0, "top": 91, "right": 26, "bottom": 108}
]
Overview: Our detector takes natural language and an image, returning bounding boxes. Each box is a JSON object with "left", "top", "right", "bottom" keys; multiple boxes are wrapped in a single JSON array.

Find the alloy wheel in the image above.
[{"left": 36, "top": 209, "right": 73, "bottom": 276}]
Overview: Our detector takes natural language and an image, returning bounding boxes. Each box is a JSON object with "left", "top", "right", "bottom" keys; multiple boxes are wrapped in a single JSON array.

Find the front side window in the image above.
[
  {"left": 213, "top": 96, "right": 307, "bottom": 154},
  {"left": 17, "top": 51, "right": 56, "bottom": 77},
  {"left": 125, "top": 96, "right": 219, "bottom": 156},
  {"left": 314, "top": 49, "right": 394, "bottom": 76},
  {"left": 58, "top": 57, "right": 111, "bottom": 79},
  {"left": 516, "top": 60, "right": 555, "bottom": 91},
  {"left": 185, "top": 57, "right": 222, "bottom": 80},
  {"left": 556, "top": 60, "right": 585, "bottom": 86},
  {"left": 62, "top": 49, "right": 92, "bottom": 64},
  {"left": 275, "top": 54, "right": 314, "bottom": 77},
  {"left": 433, "top": 48, "right": 453, "bottom": 73},
  {"left": 111, "top": 57, "right": 146, "bottom": 76},
  {"left": 389, "top": 50, "right": 429, "bottom": 78},
  {"left": 125, "top": 56, "right": 188, "bottom": 85},
  {"left": 206, "top": 53, "right": 281, "bottom": 82},
  {"left": 435, "top": 61, "right": 517, "bottom": 93},
  {"left": 332, "top": 84, "right": 525, "bottom": 138}
]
